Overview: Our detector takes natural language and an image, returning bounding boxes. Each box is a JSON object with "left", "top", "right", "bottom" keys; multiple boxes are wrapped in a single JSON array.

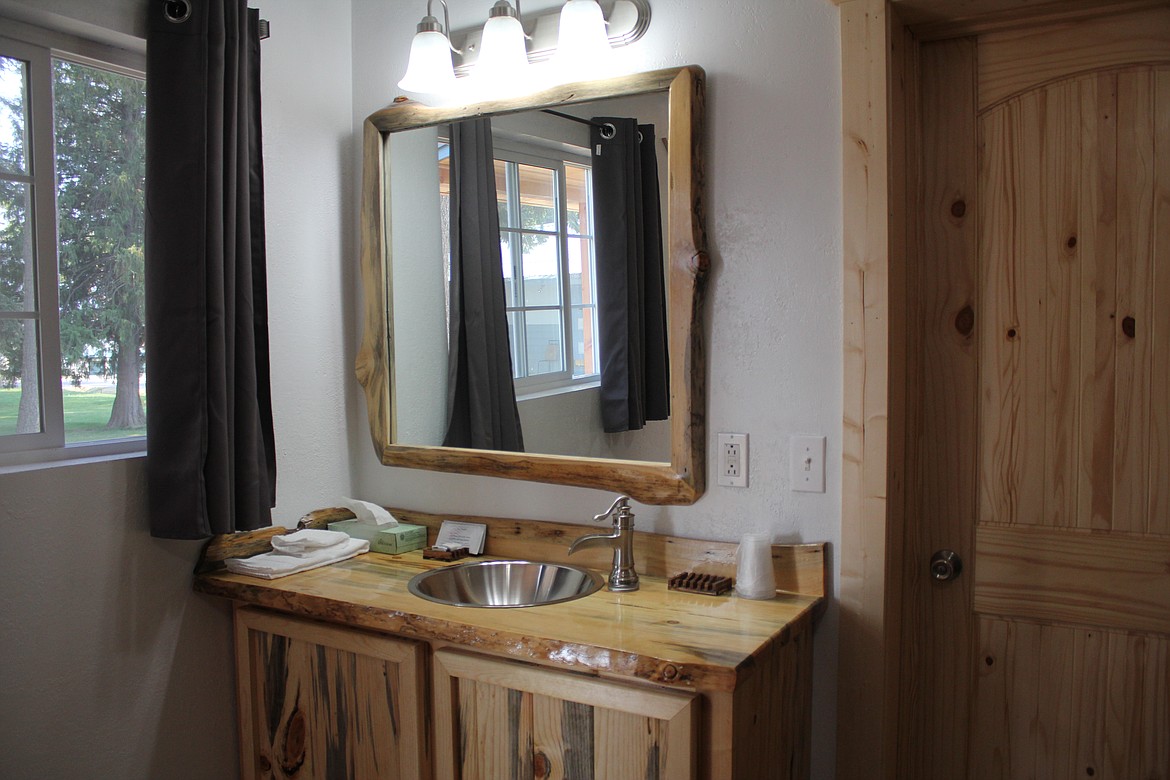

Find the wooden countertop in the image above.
[{"left": 195, "top": 507, "right": 826, "bottom": 693}]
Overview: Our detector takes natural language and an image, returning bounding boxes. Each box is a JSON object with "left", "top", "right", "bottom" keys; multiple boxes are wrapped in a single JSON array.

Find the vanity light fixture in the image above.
[
  {"left": 470, "top": 0, "right": 532, "bottom": 97},
  {"left": 397, "top": 0, "right": 652, "bottom": 107},
  {"left": 397, "top": 0, "right": 460, "bottom": 102},
  {"left": 551, "top": 0, "right": 614, "bottom": 80}
]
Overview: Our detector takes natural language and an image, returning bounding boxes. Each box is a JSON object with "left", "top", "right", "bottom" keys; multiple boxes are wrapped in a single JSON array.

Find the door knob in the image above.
[{"left": 930, "top": 550, "right": 962, "bottom": 582}]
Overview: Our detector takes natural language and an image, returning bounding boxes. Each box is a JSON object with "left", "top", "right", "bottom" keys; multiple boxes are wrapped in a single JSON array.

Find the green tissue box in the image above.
[{"left": 328, "top": 519, "right": 427, "bottom": 555}]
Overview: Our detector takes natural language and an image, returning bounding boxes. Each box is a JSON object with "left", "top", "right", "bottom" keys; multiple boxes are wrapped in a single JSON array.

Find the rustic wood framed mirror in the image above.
[{"left": 355, "top": 65, "right": 707, "bottom": 504}]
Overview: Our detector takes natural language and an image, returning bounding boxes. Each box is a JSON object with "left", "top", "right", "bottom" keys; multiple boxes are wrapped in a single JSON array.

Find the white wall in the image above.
[
  {"left": 0, "top": 1, "right": 356, "bottom": 777},
  {"left": 350, "top": 1, "right": 843, "bottom": 777}
]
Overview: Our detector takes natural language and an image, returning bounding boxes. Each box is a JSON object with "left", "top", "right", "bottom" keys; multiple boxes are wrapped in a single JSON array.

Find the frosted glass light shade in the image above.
[
  {"left": 552, "top": 0, "right": 612, "bottom": 81},
  {"left": 398, "top": 29, "right": 457, "bottom": 97},
  {"left": 475, "top": 13, "right": 530, "bottom": 85}
]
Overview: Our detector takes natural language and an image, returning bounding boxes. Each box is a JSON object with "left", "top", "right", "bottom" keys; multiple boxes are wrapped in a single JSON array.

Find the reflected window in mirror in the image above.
[{"left": 437, "top": 134, "right": 601, "bottom": 398}]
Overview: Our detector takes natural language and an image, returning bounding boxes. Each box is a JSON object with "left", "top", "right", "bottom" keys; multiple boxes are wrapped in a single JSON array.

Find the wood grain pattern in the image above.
[
  {"left": 837, "top": 1, "right": 899, "bottom": 775},
  {"left": 901, "top": 0, "right": 1170, "bottom": 42},
  {"left": 198, "top": 505, "right": 827, "bottom": 599},
  {"left": 977, "top": 6, "right": 1170, "bottom": 110},
  {"left": 978, "top": 66, "right": 1170, "bottom": 535},
  {"left": 1113, "top": 68, "right": 1156, "bottom": 534},
  {"left": 1152, "top": 68, "right": 1170, "bottom": 535},
  {"left": 729, "top": 615, "right": 813, "bottom": 779},
  {"left": 1078, "top": 72, "right": 1119, "bottom": 532},
  {"left": 434, "top": 649, "right": 696, "bottom": 780},
  {"left": 973, "top": 617, "right": 1170, "bottom": 779},
  {"left": 356, "top": 118, "right": 391, "bottom": 450},
  {"left": 234, "top": 607, "right": 427, "bottom": 780},
  {"left": 897, "top": 36, "right": 979, "bottom": 778},
  {"left": 973, "top": 525, "right": 1170, "bottom": 634},
  {"left": 354, "top": 66, "right": 709, "bottom": 505},
  {"left": 199, "top": 546, "right": 821, "bottom": 694}
]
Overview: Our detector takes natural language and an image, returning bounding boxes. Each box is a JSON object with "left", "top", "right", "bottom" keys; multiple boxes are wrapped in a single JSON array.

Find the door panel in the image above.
[
  {"left": 433, "top": 649, "right": 697, "bottom": 780},
  {"left": 973, "top": 618, "right": 1170, "bottom": 779},
  {"left": 978, "top": 66, "right": 1170, "bottom": 531},
  {"left": 234, "top": 607, "right": 427, "bottom": 780},
  {"left": 904, "top": 5, "right": 1170, "bottom": 776}
]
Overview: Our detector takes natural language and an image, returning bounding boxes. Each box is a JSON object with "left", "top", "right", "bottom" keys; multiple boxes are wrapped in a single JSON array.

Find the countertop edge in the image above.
[{"left": 195, "top": 567, "right": 822, "bottom": 693}]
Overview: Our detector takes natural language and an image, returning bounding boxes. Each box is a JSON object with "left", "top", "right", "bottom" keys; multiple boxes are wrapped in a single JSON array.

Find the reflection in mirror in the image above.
[
  {"left": 357, "top": 66, "right": 707, "bottom": 504},
  {"left": 386, "top": 92, "right": 671, "bottom": 461}
]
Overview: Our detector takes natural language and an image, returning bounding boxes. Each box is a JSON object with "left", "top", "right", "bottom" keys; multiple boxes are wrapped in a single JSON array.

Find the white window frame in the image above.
[
  {"left": 0, "top": 23, "right": 147, "bottom": 468},
  {"left": 492, "top": 139, "right": 600, "bottom": 398}
]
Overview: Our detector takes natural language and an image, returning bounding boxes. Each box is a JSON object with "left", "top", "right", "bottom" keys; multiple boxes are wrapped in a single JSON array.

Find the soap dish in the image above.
[
  {"left": 422, "top": 546, "right": 470, "bottom": 561},
  {"left": 668, "top": 571, "right": 734, "bottom": 596}
]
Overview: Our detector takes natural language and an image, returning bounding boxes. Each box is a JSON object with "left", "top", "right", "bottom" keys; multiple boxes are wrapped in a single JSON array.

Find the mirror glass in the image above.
[
  {"left": 357, "top": 66, "right": 707, "bottom": 504},
  {"left": 386, "top": 92, "right": 670, "bottom": 461}
]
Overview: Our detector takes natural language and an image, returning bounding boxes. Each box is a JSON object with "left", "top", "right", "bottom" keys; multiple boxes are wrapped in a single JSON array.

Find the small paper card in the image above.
[{"left": 434, "top": 520, "right": 487, "bottom": 555}]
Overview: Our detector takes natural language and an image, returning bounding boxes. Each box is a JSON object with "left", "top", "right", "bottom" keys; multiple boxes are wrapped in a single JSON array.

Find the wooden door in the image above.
[
  {"left": 901, "top": 7, "right": 1170, "bottom": 777},
  {"left": 432, "top": 649, "right": 697, "bottom": 779},
  {"left": 233, "top": 607, "right": 428, "bottom": 780}
]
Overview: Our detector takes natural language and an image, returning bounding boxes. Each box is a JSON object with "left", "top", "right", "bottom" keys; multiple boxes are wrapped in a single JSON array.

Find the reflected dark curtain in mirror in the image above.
[
  {"left": 144, "top": 0, "right": 275, "bottom": 539},
  {"left": 442, "top": 118, "right": 524, "bottom": 452},
  {"left": 591, "top": 118, "right": 670, "bottom": 433}
]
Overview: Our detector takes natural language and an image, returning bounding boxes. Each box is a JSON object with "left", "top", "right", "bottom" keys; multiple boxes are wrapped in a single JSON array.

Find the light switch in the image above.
[{"left": 790, "top": 435, "right": 826, "bottom": 493}]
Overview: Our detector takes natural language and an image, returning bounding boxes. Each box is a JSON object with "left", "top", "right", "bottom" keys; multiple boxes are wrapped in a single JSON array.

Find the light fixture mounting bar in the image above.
[{"left": 452, "top": 0, "right": 650, "bottom": 75}]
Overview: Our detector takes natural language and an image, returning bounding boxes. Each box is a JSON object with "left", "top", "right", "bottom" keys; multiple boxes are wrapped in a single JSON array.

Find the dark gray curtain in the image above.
[
  {"left": 145, "top": 0, "right": 275, "bottom": 539},
  {"left": 591, "top": 118, "right": 669, "bottom": 433},
  {"left": 442, "top": 118, "right": 524, "bottom": 451}
]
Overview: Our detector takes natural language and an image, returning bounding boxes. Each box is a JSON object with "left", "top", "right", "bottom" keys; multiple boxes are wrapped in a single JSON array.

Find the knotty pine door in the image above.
[{"left": 900, "top": 6, "right": 1170, "bottom": 778}]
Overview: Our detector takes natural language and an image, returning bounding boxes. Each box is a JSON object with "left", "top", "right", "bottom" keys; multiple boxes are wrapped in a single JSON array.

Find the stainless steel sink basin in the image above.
[{"left": 407, "top": 560, "right": 604, "bottom": 608}]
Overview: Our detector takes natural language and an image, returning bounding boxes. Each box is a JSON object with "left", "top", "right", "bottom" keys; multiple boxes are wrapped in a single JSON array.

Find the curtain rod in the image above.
[
  {"left": 541, "top": 109, "right": 619, "bottom": 140},
  {"left": 541, "top": 109, "right": 605, "bottom": 129},
  {"left": 161, "top": 1, "right": 270, "bottom": 39}
]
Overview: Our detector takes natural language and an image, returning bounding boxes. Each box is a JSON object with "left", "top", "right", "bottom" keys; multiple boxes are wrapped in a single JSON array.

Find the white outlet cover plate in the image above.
[
  {"left": 790, "top": 435, "right": 826, "bottom": 493},
  {"left": 717, "top": 432, "right": 748, "bottom": 488}
]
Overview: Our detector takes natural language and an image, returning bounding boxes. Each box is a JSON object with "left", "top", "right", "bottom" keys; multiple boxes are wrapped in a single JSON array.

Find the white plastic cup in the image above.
[{"left": 735, "top": 532, "right": 776, "bottom": 599}]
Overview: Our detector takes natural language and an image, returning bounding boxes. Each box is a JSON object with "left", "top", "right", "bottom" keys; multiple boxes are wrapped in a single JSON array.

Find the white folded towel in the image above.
[
  {"left": 225, "top": 537, "right": 369, "bottom": 580},
  {"left": 270, "top": 528, "right": 350, "bottom": 555}
]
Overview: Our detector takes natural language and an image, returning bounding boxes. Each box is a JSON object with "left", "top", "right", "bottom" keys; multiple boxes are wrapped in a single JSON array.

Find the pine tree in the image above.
[{"left": 53, "top": 60, "right": 146, "bottom": 430}]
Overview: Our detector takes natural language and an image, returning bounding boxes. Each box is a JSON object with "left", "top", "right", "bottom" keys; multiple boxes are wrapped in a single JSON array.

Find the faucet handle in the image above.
[{"left": 593, "top": 495, "right": 632, "bottom": 524}]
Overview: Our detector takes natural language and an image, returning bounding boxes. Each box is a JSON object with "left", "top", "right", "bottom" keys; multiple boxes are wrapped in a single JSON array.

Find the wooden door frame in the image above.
[{"left": 833, "top": 0, "right": 1170, "bottom": 776}]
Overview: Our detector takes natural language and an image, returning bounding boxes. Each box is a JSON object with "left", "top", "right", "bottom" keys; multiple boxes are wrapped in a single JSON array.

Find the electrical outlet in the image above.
[
  {"left": 718, "top": 433, "right": 748, "bottom": 488},
  {"left": 790, "top": 435, "right": 826, "bottom": 493}
]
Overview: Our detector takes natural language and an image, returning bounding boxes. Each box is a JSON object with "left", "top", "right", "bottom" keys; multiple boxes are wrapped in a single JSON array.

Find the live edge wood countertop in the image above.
[{"left": 194, "top": 507, "right": 826, "bottom": 694}]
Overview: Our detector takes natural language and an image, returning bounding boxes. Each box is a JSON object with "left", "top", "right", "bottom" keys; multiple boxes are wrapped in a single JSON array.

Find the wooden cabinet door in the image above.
[
  {"left": 234, "top": 607, "right": 428, "bottom": 780},
  {"left": 433, "top": 649, "right": 697, "bottom": 780},
  {"left": 902, "top": 6, "right": 1170, "bottom": 778}
]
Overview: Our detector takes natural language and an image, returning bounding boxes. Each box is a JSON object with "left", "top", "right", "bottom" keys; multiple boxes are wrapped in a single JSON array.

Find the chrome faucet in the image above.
[{"left": 568, "top": 496, "right": 639, "bottom": 592}]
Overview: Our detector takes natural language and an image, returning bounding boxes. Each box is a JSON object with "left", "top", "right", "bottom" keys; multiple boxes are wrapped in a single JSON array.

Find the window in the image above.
[
  {"left": 0, "top": 33, "right": 146, "bottom": 462},
  {"left": 438, "top": 138, "right": 599, "bottom": 397}
]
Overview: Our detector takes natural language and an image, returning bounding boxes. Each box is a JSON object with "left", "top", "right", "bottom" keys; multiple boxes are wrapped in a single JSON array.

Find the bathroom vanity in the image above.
[{"left": 196, "top": 507, "right": 825, "bottom": 780}]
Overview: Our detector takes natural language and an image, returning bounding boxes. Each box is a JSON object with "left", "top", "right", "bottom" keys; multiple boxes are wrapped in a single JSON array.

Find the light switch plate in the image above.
[{"left": 790, "top": 435, "right": 826, "bottom": 493}]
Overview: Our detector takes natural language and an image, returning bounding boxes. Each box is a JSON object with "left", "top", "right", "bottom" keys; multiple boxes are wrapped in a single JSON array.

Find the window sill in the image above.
[
  {"left": 0, "top": 439, "right": 146, "bottom": 474},
  {"left": 517, "top": 379, "right": 600, "bottom": 403}
]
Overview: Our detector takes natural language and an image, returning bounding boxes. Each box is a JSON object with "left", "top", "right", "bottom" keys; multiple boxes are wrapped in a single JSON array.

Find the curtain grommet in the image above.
[{"left": 163, "top": 0, "right": 192, "bottom": 24}]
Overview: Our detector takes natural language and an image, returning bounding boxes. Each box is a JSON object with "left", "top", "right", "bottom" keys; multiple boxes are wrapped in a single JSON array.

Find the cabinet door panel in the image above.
[
  {"left": 435, "top": 649, "right": 697, "bottom": 780},
  {"left": 234, "top": 607, "right": 428, "bottom": 780}
]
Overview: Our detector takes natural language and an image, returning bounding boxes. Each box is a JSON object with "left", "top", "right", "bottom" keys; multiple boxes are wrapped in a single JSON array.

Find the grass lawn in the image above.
[{"left": 0, "top": 386, "right": 146, "bottom": 442}]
